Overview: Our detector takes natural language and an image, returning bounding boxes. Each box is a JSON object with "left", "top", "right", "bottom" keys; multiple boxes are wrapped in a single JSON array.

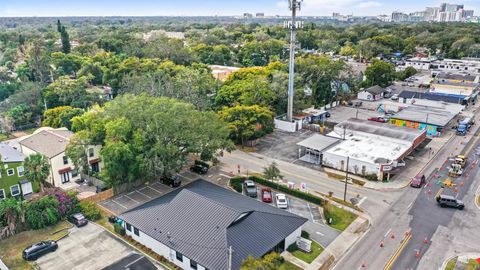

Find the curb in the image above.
[
  {"left": 475, "top": 184, "right": 480, "bottom": 211},
  {"left": 438, "top": 253, "right": 480, "bottom": 270}
]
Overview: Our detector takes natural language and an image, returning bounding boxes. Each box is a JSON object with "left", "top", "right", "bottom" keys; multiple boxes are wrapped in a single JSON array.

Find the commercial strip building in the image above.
[
  {"left": 120, "top": 180, "right": 307, "bottom": 270},
  {"left": 388, "top": 105, "right": 460, "bottom": 136},
  {"left": 398, "top": 57, "right": 480, "bottom": 75},
  {"left": 297, "top": 118, "right": 426, "bottom": 181}
]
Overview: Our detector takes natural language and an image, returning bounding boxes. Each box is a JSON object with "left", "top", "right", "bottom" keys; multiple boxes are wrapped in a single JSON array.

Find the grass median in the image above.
[
  {"left": 323, "top": 202, "right": 358, "bottom": 231},
  {"left": 0, "top": 221, "right": 71, "bottom": 270}
]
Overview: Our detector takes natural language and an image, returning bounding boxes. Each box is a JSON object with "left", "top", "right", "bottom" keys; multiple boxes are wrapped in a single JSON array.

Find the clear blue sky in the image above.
[{"left": 0, "top": 0, "right": 478, "bottom": 17}]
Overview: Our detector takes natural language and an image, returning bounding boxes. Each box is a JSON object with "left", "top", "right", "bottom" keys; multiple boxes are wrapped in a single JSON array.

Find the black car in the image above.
[
  {"left": 23, "top": 241, "right": 58, "bottom": 261},
  {"left": 162, "top": 175, "right": 182, "bottom": 187},
  {"left": 190, "top": 164, "right": 208, "bottom": 174},
  {"left": 68, "top": 213, "right": 88, "bottom": 227}
]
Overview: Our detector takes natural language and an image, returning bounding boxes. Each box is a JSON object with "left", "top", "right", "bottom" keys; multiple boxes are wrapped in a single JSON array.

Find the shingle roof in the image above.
[
  {"left": 0, "top": 143, "right": 25, "bottom": 163},
  {"left": 120, "top": 180, "right": 307, "bottom": 270},
  {"left": 436, "top": 72, "right": 478, "bottom": 82},
  {"left": 19, "top": 129, "right": 73, "bottom": 158}
]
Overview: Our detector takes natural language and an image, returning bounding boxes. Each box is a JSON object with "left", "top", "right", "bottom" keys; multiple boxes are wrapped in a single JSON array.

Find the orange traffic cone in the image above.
[
  {"left": 427, "top": 189, "right": 432, "bottom": 194},
  {"left": 391, "top": 233, "right": 395, "bottom": 239},
  {"left": 454, "top": 187, "right": 459, "bottom": 193},
  {"left": 416, "top": 250, "right": 420, "bottom": 258},
  {"left": 423, "top": 237, "right": 428, "bottom": 244},
  {"left": 405, "top": 230, "right": 410, "bottom": 237},
  {"left": 460, "top": 182, "right": 464, "bottom": 186},
  {"left": 361, "top": 262, "right": 366, "bottom": 268},
  {"left": 380, "top": 241, "right": 384, "bottom": 247}
]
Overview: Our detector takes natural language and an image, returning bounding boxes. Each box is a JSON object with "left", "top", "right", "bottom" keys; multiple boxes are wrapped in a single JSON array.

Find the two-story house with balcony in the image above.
[{"left": 16, "top": 127, "right": 103, "bottom": 190}]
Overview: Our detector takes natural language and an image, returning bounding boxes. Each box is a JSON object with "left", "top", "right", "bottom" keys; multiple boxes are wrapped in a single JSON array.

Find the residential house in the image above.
[
  {"left": 0, "top": 143, "right": 38, "bottom": 200},
  {"left": 357, "top": 85, "right": 384, "bottom": 101},
  {"left": 120, "top": 180, "right": 307, "bottom": 270},
  {"left": 17, "top": 127, "right": 103, "bottom": 190}
]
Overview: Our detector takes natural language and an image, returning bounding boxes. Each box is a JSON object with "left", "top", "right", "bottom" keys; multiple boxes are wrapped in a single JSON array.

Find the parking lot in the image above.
[
  {"left": 36, "top": 223, "right": 158, "bottom": 270},
  {"left": 245, "top": 184, "right": 341, "bottom": 247},
  {"left": 99, "top": 172, "right": 197, "bottom": 215},
  {"left": 255, "top": 129, "right": 314, "bottom": 163},
  {"left": 326, "top": 106, "right": 381, "bottom": 124}
]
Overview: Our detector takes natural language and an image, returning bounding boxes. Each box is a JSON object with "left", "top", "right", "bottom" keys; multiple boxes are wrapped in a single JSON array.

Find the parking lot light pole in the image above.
[{"left": 344, "top": 156, "right": 350, "bottom": 201}]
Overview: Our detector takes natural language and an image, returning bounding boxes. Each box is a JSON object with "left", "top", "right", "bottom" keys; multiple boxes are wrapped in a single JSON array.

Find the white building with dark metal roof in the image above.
[{"left": 120, "top": 180, "right": 307, "bottom": 270}]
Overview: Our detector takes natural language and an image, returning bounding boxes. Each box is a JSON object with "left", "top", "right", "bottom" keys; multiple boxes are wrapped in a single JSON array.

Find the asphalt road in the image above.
[
  {"left": 333, "top": 110, "right": 480, "bottom": 270},
  {"left": 392, "top": 131, "right": 480, "bottom": 270},
  {"left": 103, "top": 253, "right": 157, "bottom": 270}
]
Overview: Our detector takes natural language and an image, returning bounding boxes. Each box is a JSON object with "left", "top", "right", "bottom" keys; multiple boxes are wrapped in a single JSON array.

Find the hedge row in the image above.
[
  {"left": 247, "top": 175, "right": 326, "bottom": 206},
  {"left": 229, "top": 176, "right": 246, "bottom": 193}
]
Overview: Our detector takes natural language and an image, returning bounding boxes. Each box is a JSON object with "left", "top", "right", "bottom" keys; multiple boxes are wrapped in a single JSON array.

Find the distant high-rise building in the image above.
[
  {"left": 391, "top": 11, "right": 409, "bottom": 22},
  {"left": 243, "top": 13, "right": 253, "bottom": 19},
  {"left": 255, "top": 13, "right": 264, "bottom": 18},
  {"left": 392, "top": 2, "right": 474, "bottom": 23}
]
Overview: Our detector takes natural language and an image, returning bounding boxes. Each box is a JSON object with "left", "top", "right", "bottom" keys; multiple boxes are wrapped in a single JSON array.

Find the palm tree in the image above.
[
  {"left": 0, "top": 198, "right": 26, "bottom": 238},
  {"left": 24, "top": 153, "right": 50, "bottom": 193}
]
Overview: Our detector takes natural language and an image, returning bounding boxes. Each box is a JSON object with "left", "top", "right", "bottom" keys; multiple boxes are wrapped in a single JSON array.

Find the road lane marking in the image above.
[
  {"left": 124, "top": 194, "right": 140, "bottom": 204},
  {"left": 316, "top": 232, "right": 324, "bottom": 236},
  {"left": 111, "top": 199, "right": 128, "bottom": 209},
  {"left": 125, "top": 255, "right": 145, "bottom": 268},
  {"left": 146, "top": 185, "right": 163, "bottom": 194},
  {"left": 383, "top": 233, "right": 412, "bottom": 270},
  {"left": 384, "top": 228, "right": 392, "bottom": 238},
  {"left": 435, "top": 188, "right": 444, "bottom": 199},
  {"left": 358, "top": 196, "right": 368, "bottom": 206},
  {"left": 407, "top": 202, "right": 413, "bottom": 209},
  {"left": 135, "top": 190, "right": 151, "bottom": 199}
]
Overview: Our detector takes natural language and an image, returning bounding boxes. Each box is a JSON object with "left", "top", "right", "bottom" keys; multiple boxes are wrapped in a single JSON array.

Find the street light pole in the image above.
[{"left": 344, "top": 156, "right": 349, "bottom": 201}]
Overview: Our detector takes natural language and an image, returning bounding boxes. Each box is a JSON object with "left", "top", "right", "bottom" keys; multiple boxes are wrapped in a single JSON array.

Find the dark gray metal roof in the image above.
[
  {"left": 120, "top": 180, "right": 307, "bottom": 270},
  {"left": 398, "top": 90, "right": 467, "bottom": 103}
]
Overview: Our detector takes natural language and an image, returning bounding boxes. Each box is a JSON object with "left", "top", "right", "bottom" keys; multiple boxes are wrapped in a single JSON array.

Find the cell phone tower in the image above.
[{"left": 285, "top": 0, "right": 303, "bottom": 122}]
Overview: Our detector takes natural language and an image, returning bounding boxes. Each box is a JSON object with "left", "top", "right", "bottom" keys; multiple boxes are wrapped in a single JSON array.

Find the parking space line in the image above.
[
  {"left": 146, "top": 185, "right": 163, "bottom": 194},
  {"left": 220, "top": 173, "right": 231, "bottom": 178},
  {"left": 111, "top": 199, "right": 128, "bottom": 209},
  {"left": 178, "top": 174, "right": 195, "bottom": 180},
  {"left": 307, "top": 203, "right": 317, "bottom": 222},
  {"left": 316, "top": 232, "right": 324, "bottom": 236},
  {"left": 124, "top": 194, "right": 140, "bottom": 204},
  {"left": 136, "top": 189, "right": 151, "bottom": 199},
  {"left": 125, "top": 255, "right": 145, "bottom": 268}
]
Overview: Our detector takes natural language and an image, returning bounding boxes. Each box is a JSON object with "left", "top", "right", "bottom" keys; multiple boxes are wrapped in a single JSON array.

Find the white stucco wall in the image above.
[
  {"left": 322, "top": 151, "right": 381, "bottom": 178},
  {"left": 125, "top": 225, "right": 207, "bottom": 270},
  {"left": 285, "top": 226, "right": 302, "bottom": 248},
  {"left": 274, "top": 118, "right": 299, "bottom": 132}
]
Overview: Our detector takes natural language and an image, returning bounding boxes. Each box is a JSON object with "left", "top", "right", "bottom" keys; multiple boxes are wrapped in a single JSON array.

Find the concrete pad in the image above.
[{"left": 36, "top": 223, "right": 147, "bottom": 270}]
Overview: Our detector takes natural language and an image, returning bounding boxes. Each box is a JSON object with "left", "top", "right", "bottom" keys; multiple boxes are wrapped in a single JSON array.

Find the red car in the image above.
[
  {"left": 368, "top": 117, "right": 387, "bottom": 123},
  {"left": 261, "top": 188, "right": 273, "bottom": 203}
]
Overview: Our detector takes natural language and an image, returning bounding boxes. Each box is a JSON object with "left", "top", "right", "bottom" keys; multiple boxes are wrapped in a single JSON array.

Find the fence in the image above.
[
  {"left": 113, "top": 179, "right": 145, "bottom": 195},
  {"left": 79, "top": 188, "right": 114, "bottom": 202}
]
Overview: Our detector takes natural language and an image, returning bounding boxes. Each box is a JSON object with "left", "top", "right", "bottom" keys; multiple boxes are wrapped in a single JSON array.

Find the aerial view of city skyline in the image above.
[{"left": 0, "top": 0, "right": 478, "bottom": 17}]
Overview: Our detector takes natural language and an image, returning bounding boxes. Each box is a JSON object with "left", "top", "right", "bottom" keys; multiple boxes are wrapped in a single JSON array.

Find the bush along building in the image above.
[{"left": 0, "top": 143, "right": 38, "bottom": 200}]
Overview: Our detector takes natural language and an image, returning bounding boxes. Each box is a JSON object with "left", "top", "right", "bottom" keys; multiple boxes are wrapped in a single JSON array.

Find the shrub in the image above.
[
  {"left": 114, "top": 223, "right": 125, "bottom": 236},
  {"left": 301, "top": 230, "right": 310, "bottom": 239},
  {"left": 47, "top": 189, "right": 80, "bottom": 218},
  {"left": 287, "top": 243, "right": 299, "bottom": 253},
  {"left": 26, "top": 196, "right": 60, "bottom": 229},
  {"left": 248, "top": 175, "right": 326, "bottom": 206},
  {"left": 80, "top": 201, "right": 102, "bottom": 221},
  {"left": 230, "top": 176, "right": 246, "bottom": 193}
]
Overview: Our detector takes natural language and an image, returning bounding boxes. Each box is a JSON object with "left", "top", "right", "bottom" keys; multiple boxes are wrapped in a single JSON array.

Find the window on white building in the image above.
[
  {"left": 134, "top": 227, "right": 139, "bottom": 236},
  {"left": 17, "top": 166, "right": 24, "bottom": 177},
  {"left": 10, "top": 185, "right": 20, "bottom": 197},
  {"left": 190, "top": 260, "right": 198, "bottom": 270},
  {"left": 7, "top": 168, "right": 14, "bottom": 176},
  {"left": 126, "top": 223, "right": 132, "bottom": 232},
  {"left": 89, "top": 148, "right": 94, "bottom": 157},
  {"left": 176, "top": 251, "right": 183, "bottom": 262},
  {"left": 63, "top": 156, "right": 68, "bottom": 165},
  {"left": 0, "top": 189, "right": 5, "bottom": 200}
]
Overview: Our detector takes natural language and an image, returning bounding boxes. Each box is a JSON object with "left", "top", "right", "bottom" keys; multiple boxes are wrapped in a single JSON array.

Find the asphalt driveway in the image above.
[{"left": 35, "top": 223, "right": 158, "bottom": 270}]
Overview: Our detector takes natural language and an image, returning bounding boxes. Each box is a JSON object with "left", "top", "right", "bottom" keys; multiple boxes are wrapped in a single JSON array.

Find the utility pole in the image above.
[
  {"left": 344, "top": 156, "right": 349, "bottom": 201},
  {"left": 286, "top": 0, "right": 303, "bottom": 122},
  {"left": 343, "top": 126, "right": 346, "bottom": 140}
]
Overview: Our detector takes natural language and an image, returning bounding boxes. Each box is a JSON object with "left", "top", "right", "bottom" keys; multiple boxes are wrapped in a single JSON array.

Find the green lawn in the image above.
[
  {"left": 323, "top": 203, "right": 358, "bottom": 231},
  {"left": 287, "top": 240, "right": 324, "bottom": 263},
  {"left": 0, "top": 221, "right": 71, "bottom": 270},
  {"left": 445, "top": 257, "right": 457, "bottom": 270},
  {"left": 279, "top": 261, "right": 303, "bottom": 270},
  {"left": 467, "top": 259, "right": 480, "bottom": 270}
]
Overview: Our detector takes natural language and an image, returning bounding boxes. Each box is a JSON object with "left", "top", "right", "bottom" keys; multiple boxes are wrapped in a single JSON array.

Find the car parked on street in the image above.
[
  {"left": 243, "top": 180, "right": 257, "bottom": 198},
  {"left": 190, "top": 164, "right": 208, "bottom": 174},
  {"left": 410, "top": 175, "right": 426, "bottom": 188},
  {"left": 261, "top": 188, "right": 273, "bottom": 203},
  {"left": 436, "top": 194, "right": 464, "bottom": 210},
  {"left": 68, "top": 213, "right": 88, "bottom": 227},
  {"left": 368, "top": 116, "right": 387, "bottom": 123},
  {"left": 162, "top": 175, "right": 181, "bottom": 187},
  {"left": 275, "top": 193, "right": 288, "bottom": 209},
  {"left": 23, "top": 241, "right": 58, "bottom": 261}
]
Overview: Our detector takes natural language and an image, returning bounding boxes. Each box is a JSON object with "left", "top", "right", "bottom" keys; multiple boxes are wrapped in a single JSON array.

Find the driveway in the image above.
[
  {"left": 36, "top": 223, "right": 159, "bottom": 270},
  {"left": 99, "top": 172, "right": 196, "bottom": 215}
]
